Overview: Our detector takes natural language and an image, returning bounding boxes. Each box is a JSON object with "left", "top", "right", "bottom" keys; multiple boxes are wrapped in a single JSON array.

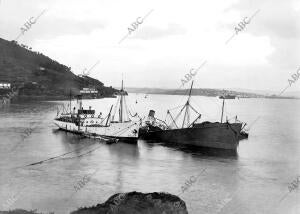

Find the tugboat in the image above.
[
  {"left": 54, "top": 81, "right": 140, "bottom": 144},
  {"left": 139, "top": 82, "right": 248, "bottom": 150}
]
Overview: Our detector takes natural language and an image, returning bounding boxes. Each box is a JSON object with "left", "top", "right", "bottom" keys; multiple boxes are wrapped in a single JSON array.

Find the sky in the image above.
[{"left": 0, "top": 0, "right": 299, "bottom": 94}]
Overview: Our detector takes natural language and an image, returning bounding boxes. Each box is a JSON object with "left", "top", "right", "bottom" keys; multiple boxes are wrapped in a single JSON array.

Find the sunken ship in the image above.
[{"left": 139, "top": 82, "right": 248, "bottom": 150}]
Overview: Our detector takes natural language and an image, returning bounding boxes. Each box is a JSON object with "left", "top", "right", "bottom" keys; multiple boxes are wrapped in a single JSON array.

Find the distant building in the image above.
[
  {"left": 0, "top": 83, "right": 11, "bottom": 89},
  {"left": 80, "top": 88, "right": 98, "bottom": 94}
]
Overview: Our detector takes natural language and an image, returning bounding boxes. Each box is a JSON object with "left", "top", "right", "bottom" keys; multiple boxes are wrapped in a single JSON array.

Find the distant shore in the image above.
[
  {"left": 12, "top": 94, "right": 117, "bottom": 101},
  {"left": 125, "top": 87, "right": 299, "bottom": 99}
]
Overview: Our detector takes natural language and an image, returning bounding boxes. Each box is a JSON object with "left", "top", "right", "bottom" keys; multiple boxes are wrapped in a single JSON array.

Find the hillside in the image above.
[{"left": 0, "top": 38, "right": 117, "bottom": 99}]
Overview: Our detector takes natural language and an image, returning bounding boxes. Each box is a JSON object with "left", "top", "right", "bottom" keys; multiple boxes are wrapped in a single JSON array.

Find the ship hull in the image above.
[
  {"left": 54, "top": 119, "right": 83, "bottom": 134},
  {"left": 139, "top": 122, "right": 242, "bottom": 150},
  {"left": 54, "top": 119, "right": 139, "bottom": 144}
]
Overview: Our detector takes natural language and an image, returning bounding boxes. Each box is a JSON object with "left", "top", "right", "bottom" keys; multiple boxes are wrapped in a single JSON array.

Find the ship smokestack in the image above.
[
  {"left": 148, "top": 110, "right": 155, "bottom": 118},
  {"left": 76, "top": 95, "right": 83, "bottom": 111},
  {"left": 147, "top": 110, "right": 156, "bottom": 125}
]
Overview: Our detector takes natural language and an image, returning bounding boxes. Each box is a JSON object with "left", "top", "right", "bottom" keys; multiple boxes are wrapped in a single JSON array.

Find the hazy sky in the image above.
[{"left": 0, "top": 0, "right": 299, "bottom": 93}]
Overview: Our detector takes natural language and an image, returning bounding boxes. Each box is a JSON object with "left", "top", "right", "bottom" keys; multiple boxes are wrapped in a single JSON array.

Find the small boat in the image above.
[
  {"left": 219, "top": 95, "right": 236, "bottom": 99},
  {"left": 54, "top": 80, "right": 140, "bottom": 144},
  {"left": 239, "top": 130, "right": 249, "bottom": 140},
  {"left": 139, "top": 82, "right": 248, "bottom": 150}
]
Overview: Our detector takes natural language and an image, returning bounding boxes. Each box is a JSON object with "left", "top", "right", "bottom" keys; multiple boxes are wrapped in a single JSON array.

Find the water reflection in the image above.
[
  {"left": 140, "top": 139, "right": 238, "bottom": 159},
  {"left": 107, "top": 143, "right": 139, "bottom": 193}
]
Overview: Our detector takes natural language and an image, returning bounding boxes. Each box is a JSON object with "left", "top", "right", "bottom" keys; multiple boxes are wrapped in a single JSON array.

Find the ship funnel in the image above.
[
  {"left": 146, "top": 110, "right": 156, "bottom": 125},
  {"left": 148, "top": 110, "right": 155, "bottom": 118},
  {"left": 76, "top": 95, "right": 83, "bottom": 111}
]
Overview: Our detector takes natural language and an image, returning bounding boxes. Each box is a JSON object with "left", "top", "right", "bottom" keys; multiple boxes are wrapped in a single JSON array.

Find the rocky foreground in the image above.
[{"left": 0, "top": 192, "right": 188, "bottom": 214}]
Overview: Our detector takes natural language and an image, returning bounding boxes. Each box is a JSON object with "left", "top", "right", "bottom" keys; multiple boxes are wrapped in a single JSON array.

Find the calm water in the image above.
[{"left": 0, "top": 94, "right": 299, "bottom": 214}]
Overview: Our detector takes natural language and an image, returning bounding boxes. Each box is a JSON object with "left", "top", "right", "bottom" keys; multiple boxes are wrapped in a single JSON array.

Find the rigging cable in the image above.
[
  {"left": 13, "top": 143, "right": 99, "bottom": 169},
  {"left": 111, "top": 96, "right": 120, "bottom": 121}
]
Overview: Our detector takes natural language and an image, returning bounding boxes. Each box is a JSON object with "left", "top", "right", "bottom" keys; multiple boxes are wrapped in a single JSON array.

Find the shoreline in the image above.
[{"left": 11, "top": 95, "right": 117, "bottom": 102}]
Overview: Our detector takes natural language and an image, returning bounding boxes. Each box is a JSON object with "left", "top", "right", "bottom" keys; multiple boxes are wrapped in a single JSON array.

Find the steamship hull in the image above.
[
  {"left": 54, "top": 119, "right": 139, "bottom": 144},
  {"left": 84, "top": 121, "right": 139, "bottom": 144},
  {"left": 54, "top": 118, "right": 82, "bottom": 133},
  {"left": 139, "top": 122, "right": 242, "bottom": 150}
]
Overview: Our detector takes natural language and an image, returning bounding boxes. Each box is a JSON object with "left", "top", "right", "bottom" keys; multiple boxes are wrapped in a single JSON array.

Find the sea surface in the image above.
[{"left": 0, "top": 93, "right": 299, "bottom": 214}]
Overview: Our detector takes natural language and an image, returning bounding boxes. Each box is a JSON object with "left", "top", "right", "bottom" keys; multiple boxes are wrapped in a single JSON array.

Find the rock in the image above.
[{"left": 71, "top": 191, "right": 188, "bottom": 214}]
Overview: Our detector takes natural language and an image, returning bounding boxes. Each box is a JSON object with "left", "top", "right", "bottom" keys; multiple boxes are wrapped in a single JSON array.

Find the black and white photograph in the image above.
[{"left": 0, "top": 0, "right": 299, "bottom": 213}]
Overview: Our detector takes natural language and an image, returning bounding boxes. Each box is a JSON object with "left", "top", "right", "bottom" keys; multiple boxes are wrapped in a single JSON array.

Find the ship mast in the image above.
[
  {"left": 167, "top": 81, "right": 202, "bottom": 129},
  {"left": 106, "top": 105, "right": 114, "bottom": 126},
  {"left": 111, "top": 77, "right": 131, "bottom": 123},
  {"left": 69, "top": 89, "right": 72, "bottom": 114},
  {"left": 220, "top": 90, "right": 225, "bottom": 123},
  {"left": 119, "top": 78, "right": 124, "bottom": 122},
  {"left": 182, "top": 81, "right": 193, "bottom": 128}
]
